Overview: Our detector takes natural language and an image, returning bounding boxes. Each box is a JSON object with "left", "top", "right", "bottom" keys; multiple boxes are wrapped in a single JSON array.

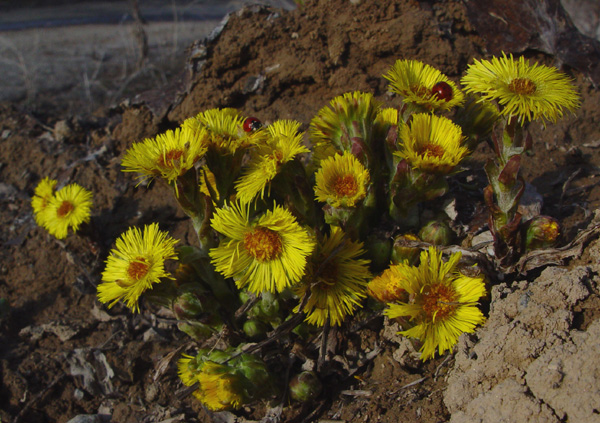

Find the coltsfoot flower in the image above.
[
  {"left": 461, "top": 53, "right": 580, "bottom": 124},
  {"left": 396, "top": 113, "right": 468, "bottom": 175},
  {"left": 384, "top": 247, "right": 486, "bottom": 361},
  {"left": 97, "top": 223, "right": 178, "bottom": 312},
  {"left": 31, "top": 177, "right": 58, "bottom": 226},
  {"left": 209, "top": 202, "right": 315, "bottom": 294},
  {"left": 384, "top": 59, "right": 465, "bottom": 111},
  {"left": 122, "top": 126, "right": 208, "bottom": 186},
  {"left": 309, "top": 91, "right": 381, "bottom": 164},
  {"left": 368, "top": 265, "right": 409, "bottom": 304},
  {"left": 314, "top": 151, "right": 370, "bottom": 208},
  {"left": 295, "top": 226, "right": 371, "bottom": 326},
  {"left": 32, "top": 181, "right": 93, "bottom": 239},
  {"left": 235, "top": 120, "right": 309, "bottom": 203}
]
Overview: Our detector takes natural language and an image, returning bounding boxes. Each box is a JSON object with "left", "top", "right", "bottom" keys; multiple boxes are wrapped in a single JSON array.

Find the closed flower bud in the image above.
[
  {"left": 289, "top": 371, "right": 322, "bottom": 402},
  {"left": 391, "top": 234, "right": 421, "bottom": 265},
  {"left": 524, "top": 215, "right": 560, "bottom": 251},
  {"left": 419, "top": 220, "right": 454, "bottom": 246},
  {"left": 173, "top": 291, "right": 205, "bottom": 320},
  {"left": 243, "top": 319, "right": 268, "bottom": 340}
]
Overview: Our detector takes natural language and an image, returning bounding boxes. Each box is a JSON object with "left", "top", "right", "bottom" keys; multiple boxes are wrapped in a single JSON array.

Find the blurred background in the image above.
[
  {"left": 0, "top": 0, "right": 598, "bottom": 117},
  {"left": 0, "top": 0, "right": 296, "bottom": 115}
]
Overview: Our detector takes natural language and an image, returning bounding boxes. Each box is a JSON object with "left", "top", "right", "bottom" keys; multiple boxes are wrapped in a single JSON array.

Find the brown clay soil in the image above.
[{"left": 1, "top": 1, "right": 600, "bottom": 422}]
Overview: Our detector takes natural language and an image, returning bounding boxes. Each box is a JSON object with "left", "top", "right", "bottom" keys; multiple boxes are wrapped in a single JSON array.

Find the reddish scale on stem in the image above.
[
  {"left": 431, "top": 81, "right": 453, "bottom": 102},
  {"left": 243, "top": 117, "right": 263, "bottom": 132}
]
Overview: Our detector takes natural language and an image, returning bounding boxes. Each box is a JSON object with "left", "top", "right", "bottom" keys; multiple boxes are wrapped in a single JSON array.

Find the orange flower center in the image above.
[
  {"left": 243, "top": 227, "right": 283, "bottom": 262},
  {"left": 508, "top": 78, "right": 536, "bottom": 95},
  {"left": 333, "top": 174, "right": 358, "bottom": 197},
  {"left": 159, "top": 149, "right": 184, "bottom": 168},
  {"left": 410, "top": 84, "right": 429, "bottom": 98},
  {"left": 420, "top": 143, "right": 445, "bottom": 158},
  {"left": 57, "top": 200, "right": 74, "bottom": 217},
  {"left": 421, "top": 283, "right": 458, "bottom": 321},
  {"left": 126, "top": 257, "right": 150, "bottom": 281}
]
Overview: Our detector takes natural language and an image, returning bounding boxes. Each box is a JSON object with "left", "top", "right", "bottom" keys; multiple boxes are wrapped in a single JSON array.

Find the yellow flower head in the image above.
[
  {"left": 235, "top": 120, "right": 309, "bottom": 204},
  {"left": 177, "top": 356, "right": 245, "bottom": 411},
  {"left": 396, "top": 113, "right": 468, "bottom": 174},
  {"left": 461, "top": 53, "right": 580, "bottom": 124},
  {"left": 309, "top": 91, "right": 381, "bottom": 164},
  {"left": 122, "top": 126, "right": 208, "bottom": 188},
  {"left": 384, "top": 247, "right": 486, "bottom": 361},
  {"left": 209, "top": 202, "right": 315, "bottom": 294},
  {"left": 368, "top": 265, "right": 409, "bottom": 304},
  {"left": 182, "top": 108, "right": 263, "bottom": 153},
  {"left": 314, "top": 151, "right": 370, "bottom": 208},
  {"left": 384, "top": 59, "right": 465, "bottom": 111},
  {"left": 295, "top": 227, "right": 371, "bottom": 326},
  {"left": 41, "top": 183, "right": 93, "bottom": 239},
  {"left": 31, "top": 177, "right": 58, "bottom": 226},
  {"left": 97, "top": 223, "right": 178, "bottom": 312}
]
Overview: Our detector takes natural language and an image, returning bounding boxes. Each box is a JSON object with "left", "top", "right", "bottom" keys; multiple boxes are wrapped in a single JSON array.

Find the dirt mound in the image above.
[{"left": 1, "top": 1, "right": 600, "bottom": 422}]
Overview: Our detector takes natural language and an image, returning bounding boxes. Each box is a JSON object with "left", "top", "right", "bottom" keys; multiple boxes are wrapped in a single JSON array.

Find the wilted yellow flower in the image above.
[
  {"left": 122, "top": 126, "right": 208, "bottom": 186},
  {"left": 235, "top": 120, "right": 309, "bottom": 203},
  {"left": 295, "top": 226, "right": 371, "bottom": 326},
  {"left": 314, "top": 151, "right": 370, "bottom": 208},
  {"left": 97, "top": 223, "right": 178, "bottom": 312},
  {"left": 41, "top": 183, "right": 93, "bottom": 239},
  {"left": 31, "top": 177, "right": 58, "bottom": 226},
  {"left": 461, "top": 53, "right": 580, "bottom": 124},
  {"left": 396, "top": 113, "right": 468, "bottom": 174},
  {"left": 384, "top": 59, "right": 465, "bottom": 111},
  {"left": 368, "top": 265, "right": 409, "bottom": 304},
  {"left": 384, "top": 247, "right": 486, "bottom": 361},
  {"left": 209, "top": 202, "right": 315, "bottom": 294}
]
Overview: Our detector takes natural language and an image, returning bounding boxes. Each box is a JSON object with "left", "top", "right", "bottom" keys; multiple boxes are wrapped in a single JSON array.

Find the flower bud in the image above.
[
  {"left": 173, "top": 291, "right": 205, "bottom": 320},
  {"left": 368, "top": 265, "right": 409, "bottom": 304},
  {"left": 391, "top": 234, "right": 421, "bottom": 265},
  {"left": 524, "top": 215, "right": 560, "bottom": 251},
  {"left": 243, "top": 319, "right": 268, "bottom": 340},
  {"left": 419, "top": 220, "right": 454, "bottom": 246},
  {"left": 289, "top": 371, "right": 322, "bottom": 402}
]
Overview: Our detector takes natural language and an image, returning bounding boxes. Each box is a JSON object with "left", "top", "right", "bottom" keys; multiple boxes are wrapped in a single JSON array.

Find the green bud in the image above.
[
  {"left": 173, "top": 291, "right": 205, "bottom": 320},
  {"left": 289, "top": 371, "right": 322, "bottom": 402},
  {"left": 243, "top": 319, "right": 268, "bottom": 340},
  {"left": 523, "top": 215, "right": 560, "bottom": 251},
  {"left": 419, "top": 220, "right": 454, "bottom": 246},
  {"left": 236, "top": 353, "right": 272, "bottom": 393}
]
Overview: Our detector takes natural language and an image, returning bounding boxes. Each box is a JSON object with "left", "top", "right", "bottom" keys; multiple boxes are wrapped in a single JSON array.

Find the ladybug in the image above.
[
  {"left": 243, "top": 117, "right": 262, "bottom": 132},
  {"left": 431, "top": 81, "right": 453, "bottom": 102}
]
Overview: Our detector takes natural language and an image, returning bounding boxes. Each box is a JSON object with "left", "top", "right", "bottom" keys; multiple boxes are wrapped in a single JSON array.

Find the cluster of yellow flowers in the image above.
[
  {"left": 30, "top": 52, "right": 579, "bottom": 411},
  {"left": 31, "top": 177, "right": 93, "bottom": 239}
]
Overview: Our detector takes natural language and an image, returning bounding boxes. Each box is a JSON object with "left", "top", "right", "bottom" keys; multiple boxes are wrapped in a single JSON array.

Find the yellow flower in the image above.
[
  {"left": 235, "top": 120, "right": 309, "bottom": 203},
  {"left": 368, "top": 265, "right": 409, "bottom": 304},
  {"left": 122, "top": 126, "right": 208, "bottom": 187},
  {"left": 384, "top": 247, "right": 486, "bottom": 361},
  {"left": 42, "top": 183, "right": 93, "bottom": 239},
  {"left": 177, "top": 356, "right": 245, "bottom": 411},
  {"left": 295, "top": 227, "right": 371, "bottom": 326},
  {"left": 209, "top": 202, "right": 315, "bottom": 294},
  {"left": 396, "top": 113, "right": 468, "bottom": 174},
  {"left": 97, "top": 223, "right": 178, "bottom": 312},
  {"left": 383, "top": 59, "right": 465, "bottom": 111},
  {"left": 314, "top": 151, "right": 370, "bottom": 208},
  {"left": 309, "top": 91, "right": 381, "bottom": 164},
  {"left": 31, "top": 177, "right": 58, "bottom": 226},
  {"left": 182, "top": 108, "right": 263, "bottom": 153},
  {"left": 461, "top": 53, "right": 580, "bottom": 124}
]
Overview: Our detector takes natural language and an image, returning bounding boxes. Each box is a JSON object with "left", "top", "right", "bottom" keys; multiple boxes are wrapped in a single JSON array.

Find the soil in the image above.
[{"left": 1, "top": 1, "right": 600, "bottom": 422}]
